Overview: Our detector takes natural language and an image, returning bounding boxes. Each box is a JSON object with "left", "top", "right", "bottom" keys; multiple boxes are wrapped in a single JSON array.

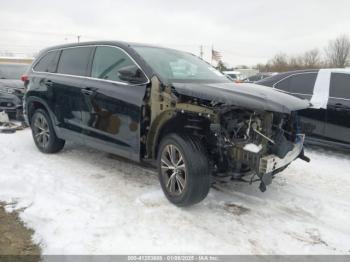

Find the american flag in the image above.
[{"left": 211, "top": 48, "right": 222, "bottom": 62}]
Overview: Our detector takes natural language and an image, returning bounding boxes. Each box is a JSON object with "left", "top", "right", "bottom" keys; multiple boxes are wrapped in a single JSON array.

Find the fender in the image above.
[
  {"left": 146, "top": 109, "right": 175, "bottom": 159},
  {"left": 24, "top": 95, "right": 63, "bottom": 138}
]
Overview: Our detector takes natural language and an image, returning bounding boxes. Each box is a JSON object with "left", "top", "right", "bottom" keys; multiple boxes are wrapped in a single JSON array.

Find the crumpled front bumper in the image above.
[{"left": 259, "top": 135, "right": 305, "bottom": 175}]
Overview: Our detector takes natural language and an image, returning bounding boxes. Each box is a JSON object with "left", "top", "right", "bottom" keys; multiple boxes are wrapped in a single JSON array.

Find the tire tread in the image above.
[
  {"left": 31, "top": 109, "right": 65, "bottom": 154},
  {"left": 158, "top": 133, "right": 211, "bottom": 206}
]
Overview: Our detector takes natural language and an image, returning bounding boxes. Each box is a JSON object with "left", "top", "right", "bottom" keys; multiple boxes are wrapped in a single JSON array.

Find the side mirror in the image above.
[{"left": 117, "top": 65, "right": 147, "bottom": 84}]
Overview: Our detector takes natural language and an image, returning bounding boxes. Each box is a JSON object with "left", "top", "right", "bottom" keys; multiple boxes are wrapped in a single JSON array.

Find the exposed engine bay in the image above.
[
  {"left": 218, "top": 109, "right": 297, "bottom": 165},
  {"left": 178, "top": 104, "right": 308, "bottom": 191},
  {"left": 208, "top": 108, "right": 306, "bottom": 190},
  {"left": 144, "top": 77, "right": 310, "bottom": 192}
]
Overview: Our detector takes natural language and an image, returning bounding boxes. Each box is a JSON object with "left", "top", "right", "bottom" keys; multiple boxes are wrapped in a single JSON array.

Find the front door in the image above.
[{"left": 81, "top": 46, "right": 148, "bottom": 161}]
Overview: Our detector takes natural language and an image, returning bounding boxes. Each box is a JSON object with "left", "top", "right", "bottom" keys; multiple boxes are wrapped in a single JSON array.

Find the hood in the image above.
[
  {"left": 172, "top": 82, "right": 310, "bottom": 114},
  {"left": 0, "top": 80, "right": 25, "bottom": 92}
]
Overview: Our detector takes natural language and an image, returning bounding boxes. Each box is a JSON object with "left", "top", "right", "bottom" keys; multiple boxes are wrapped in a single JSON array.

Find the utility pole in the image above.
[
  {"left": 200, "top": 45, "right": 204, "bottom": 59},
  {"left": 77, "top": 35, "right": 81, "bottom": 43}
]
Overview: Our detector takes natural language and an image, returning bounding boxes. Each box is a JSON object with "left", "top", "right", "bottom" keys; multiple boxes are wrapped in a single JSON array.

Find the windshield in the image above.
[
  {"left": 133, "top": 46, "right": 231, "bottom": 83},
  {"left": 0, "top": 64, "right": 28, "bottom": 79}
]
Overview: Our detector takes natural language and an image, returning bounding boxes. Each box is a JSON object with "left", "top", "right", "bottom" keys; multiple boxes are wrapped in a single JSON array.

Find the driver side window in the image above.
[{"left": 91, "top": 46, "right": 138, "bottom": 83}]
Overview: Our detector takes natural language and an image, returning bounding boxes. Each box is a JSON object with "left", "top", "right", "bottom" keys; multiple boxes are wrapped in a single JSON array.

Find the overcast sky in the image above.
[{"left": 0, "top": 0, "right": 349, "bottom": 66}]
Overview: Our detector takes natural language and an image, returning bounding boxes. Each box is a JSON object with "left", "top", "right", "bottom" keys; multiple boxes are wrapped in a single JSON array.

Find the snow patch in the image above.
[{"left": 0, "top": 130, "right": 350, "bottom": 254}]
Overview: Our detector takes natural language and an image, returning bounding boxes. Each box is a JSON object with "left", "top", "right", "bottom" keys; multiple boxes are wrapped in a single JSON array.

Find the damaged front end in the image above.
[
  {"left": 209, "top": 107, "right": 309, "bottom": 191},
  {"left": 144, "top": 78, "right": 310, "bottom": 192}
]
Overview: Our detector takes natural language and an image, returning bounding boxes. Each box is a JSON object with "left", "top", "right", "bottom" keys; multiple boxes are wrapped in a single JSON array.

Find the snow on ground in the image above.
[{"left": 0, "top": 129, "right": 349, "bottom": 255}]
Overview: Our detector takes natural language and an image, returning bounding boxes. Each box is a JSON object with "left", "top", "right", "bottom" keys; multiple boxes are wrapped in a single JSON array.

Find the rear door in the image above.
[
  {"left": 53, "top": 46, "right": 94, "bottom": 137},
  {"left": 274, "top": 72, "right": 326, "bottom": 138},
  {"left": 80, "top": 45, "right": 149, "bottom": 161},
  {"left": 31, "top": 50, "right": 60, "bottom": 120},
  {"left": 325, "top": 73, "right": 350, "bottom": 144}
]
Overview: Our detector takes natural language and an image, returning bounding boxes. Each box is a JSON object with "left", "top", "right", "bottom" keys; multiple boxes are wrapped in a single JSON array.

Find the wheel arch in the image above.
[
  {"left": 146, "top": 110, "right": 177, "bottom": 160},
  {"left": 145, "top": 110, "right": 211, "bottom": 160},
  {"left": 25, "top": 96, "right": 62, "bottom": 137}
]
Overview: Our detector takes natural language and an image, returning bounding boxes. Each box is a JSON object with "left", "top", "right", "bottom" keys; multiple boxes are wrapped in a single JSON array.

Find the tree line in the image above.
[{"left": 256, "top": 35, "right": 350, "bottom": 72}]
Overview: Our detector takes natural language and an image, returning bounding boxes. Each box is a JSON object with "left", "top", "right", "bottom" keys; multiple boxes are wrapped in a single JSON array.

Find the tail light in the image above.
[{"left": 21, "top": 75, "right": 29, "bottom": 82}]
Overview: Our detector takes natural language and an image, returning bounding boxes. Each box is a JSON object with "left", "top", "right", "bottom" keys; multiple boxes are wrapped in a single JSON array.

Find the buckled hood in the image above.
[
  {"left": 172, "top": 82, "right": 310, "bottom": 113},
  {"left": 0, "top": 80, "right": 25, "bottom": 92}
]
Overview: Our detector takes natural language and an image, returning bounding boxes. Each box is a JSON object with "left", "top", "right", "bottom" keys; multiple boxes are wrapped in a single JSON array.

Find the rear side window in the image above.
[
  {"left": 57, "top": 47, "right": 93, "bottom": 76},
  {"left": 91, "top": 46, "right": 137, "bottom": 82},
  {"left": 275, "top": 73, "right": 317, "bottom": 95},
  {"left": 274, "top": 77, "right": 291, "bottom": 92},
  {"left": 33, "top": 51, "right": 60, "bottom": 73},
  {"left": 288, "top": 73, "right": 317, "bottom": 95},
  {"left": 330, "top": 73, "right": 350, "bottom": 99}
]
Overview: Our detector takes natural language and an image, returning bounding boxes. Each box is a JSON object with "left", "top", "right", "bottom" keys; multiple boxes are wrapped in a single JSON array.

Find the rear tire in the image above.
[
  {"left": 157, "top": 133, "right": 211, "bottom": 206},
  {"left": 31, "top": 109, "right": 65, "bottom": 153}
]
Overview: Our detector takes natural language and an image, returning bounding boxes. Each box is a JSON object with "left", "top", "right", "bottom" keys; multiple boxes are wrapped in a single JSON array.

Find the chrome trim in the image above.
[
  {"left": 273, "top": 88, "right": 313, "bottom": 97},
  {"left": 328, "top": 96, "right": 350, "bottom": 101},
  {"left": 278, "top": 90, "right": 350, "bottom": 101},
  {"left": 290, "top": 92, "right": 312, "bottom": 97},
  {"left": 31, "top": 44, "right": 150, "bottom": 86}
]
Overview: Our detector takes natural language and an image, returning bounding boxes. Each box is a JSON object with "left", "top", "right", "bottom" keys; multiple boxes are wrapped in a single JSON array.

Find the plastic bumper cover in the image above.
[{"left": 259, "top": 135, "right": 304, "bottom": 174}]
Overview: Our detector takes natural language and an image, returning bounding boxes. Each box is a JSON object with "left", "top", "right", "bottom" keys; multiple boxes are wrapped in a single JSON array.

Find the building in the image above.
[{"left": 0, "top": 57, "right": 33, "bottom": 64}]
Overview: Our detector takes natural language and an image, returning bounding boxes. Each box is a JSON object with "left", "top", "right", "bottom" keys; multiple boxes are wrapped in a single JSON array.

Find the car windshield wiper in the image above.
[{"left": 0, "top": 77, "right": 6, "bottom": 79}]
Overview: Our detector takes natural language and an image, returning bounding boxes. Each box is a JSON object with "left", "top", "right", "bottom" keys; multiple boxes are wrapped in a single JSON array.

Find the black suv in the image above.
[
  {"left": 257, "top": 69, "right": 350, "bottom": 149},
  {"left": 24, "top": 41, "right": 309, "bottom": 206}
]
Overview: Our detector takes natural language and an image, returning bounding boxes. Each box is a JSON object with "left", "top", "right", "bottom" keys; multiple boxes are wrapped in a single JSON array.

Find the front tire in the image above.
[
  {"left": 157, "top": 134, "right": 211, "bottom": 206},
  {"left": 31, "top": 109, "right": 65, "bottom": 153}
]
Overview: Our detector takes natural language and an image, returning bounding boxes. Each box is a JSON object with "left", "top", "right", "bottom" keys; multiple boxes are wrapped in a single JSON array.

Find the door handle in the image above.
[
  {"left": 44, "top": 79, "right": 53, "bottom": 87},
  {"left": 334, "top": 103, "right": 346, "bottom": 111},
  {"left": 81, "top": 88, "right": 96, "bottom": 96}
]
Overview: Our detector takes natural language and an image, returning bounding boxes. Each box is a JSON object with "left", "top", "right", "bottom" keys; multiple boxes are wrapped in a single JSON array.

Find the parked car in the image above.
[
  {"left": 0, "top": 63, "right": 28, "bottom": 119},
  {"left": 24, "top": 41, "right": 310, "bottom": 206},
  {"left": 256, "top": 69, "right": 350, "bottom": 149},
  {"left": 222, "top": 70, "right": 242, "bottom": 81},
  {"left": 242, "top": 72, "right": 276, "bottom": 83}
]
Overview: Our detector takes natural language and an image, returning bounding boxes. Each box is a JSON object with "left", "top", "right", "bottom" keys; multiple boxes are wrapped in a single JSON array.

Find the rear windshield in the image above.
[{"left": 0, "top": 63, "right": 28, "bottom": 79}]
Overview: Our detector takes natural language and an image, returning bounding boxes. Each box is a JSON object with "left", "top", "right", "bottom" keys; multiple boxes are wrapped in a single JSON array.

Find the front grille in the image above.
[{"left": 0, "top": 102, "right": 14, "bottom": 107}]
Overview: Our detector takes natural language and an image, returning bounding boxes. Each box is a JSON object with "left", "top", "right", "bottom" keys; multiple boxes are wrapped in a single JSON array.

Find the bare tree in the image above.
[
  {"left": 236, "top": 65, "right": 249, "bottom": 69},
  {"left": 325, "top": 35, "right": 350, "bottom": 68},
  {"left": 256, "top": 34, "right": 350, "bottom": 72},
  {"left": 303, "top": 49, "right": 321, "bottom": 68},
  {"left": 289, "top": 55, "right": 304, "bottom": 70},
  {"left": 216, "top": 60, "right": 228, "bottom": 72},
  {"left": 255, "top": 63, "right": 269, "bottom": 72},
  {"left": 268, "top": 53, "right": 289, "bottom": 72}
]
